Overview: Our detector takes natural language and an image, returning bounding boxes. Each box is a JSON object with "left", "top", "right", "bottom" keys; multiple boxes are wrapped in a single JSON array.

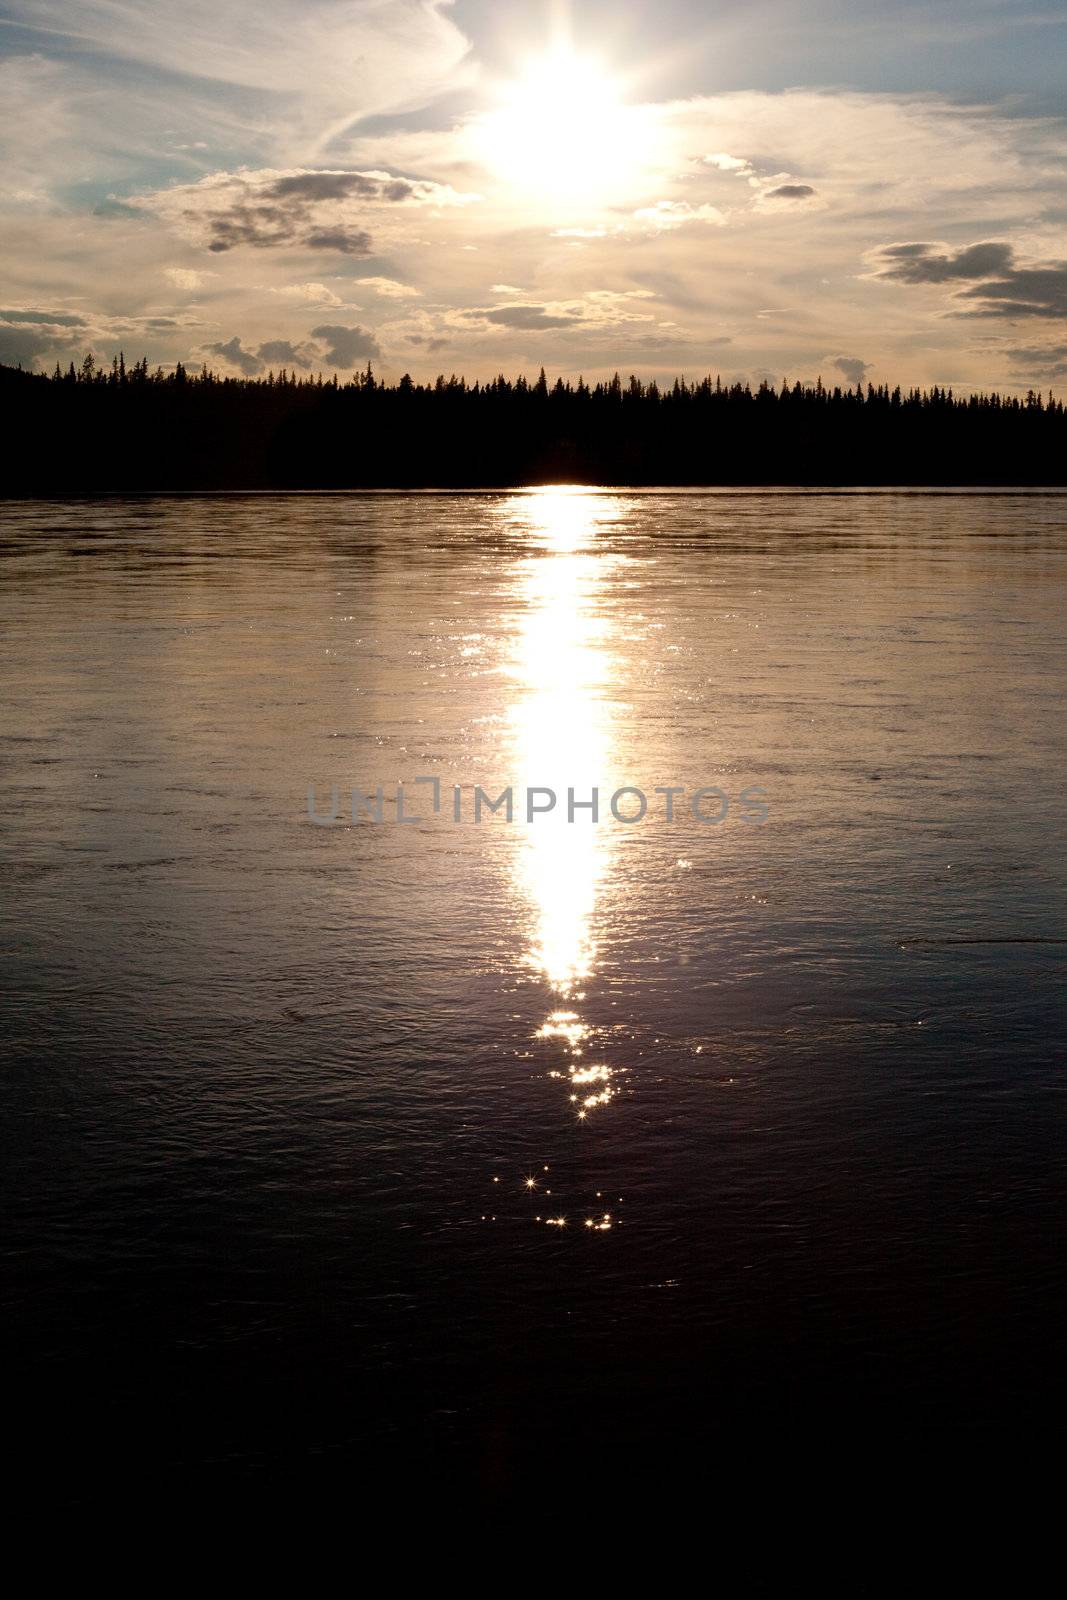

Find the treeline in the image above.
[{"left": 1, "top": 356, "right": 1063, "bottom": 490}]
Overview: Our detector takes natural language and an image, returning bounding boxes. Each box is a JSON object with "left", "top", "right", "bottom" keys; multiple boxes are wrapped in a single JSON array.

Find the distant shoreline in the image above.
[
  {"left": 4, "top": 361, "right": 1064, "bottom": 493},
  {"left": 5, "top": 486, "right": 1067, "bottom": 500}
]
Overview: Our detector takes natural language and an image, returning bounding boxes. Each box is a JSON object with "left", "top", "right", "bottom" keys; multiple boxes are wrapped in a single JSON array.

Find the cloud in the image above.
[
  {"left": 271, "top": 282, "right": 344, "bottom": 306},
  {"left": 872, "top": 241, "right": 1067, "bottom": 318},
  {"left": 1, "top": 2, "right": 473, "bottom": 157},
  {"left": 456, "top": 293, "right": 659, "bottom": 337},
  {"left": 1, "top": 308, "right": 87, "bottom": 327},
  {"left": 749, "top": 175, "right": 824, "bottom": 214},
  {"left": 1004, "top": 343, "right": 1067, "bottom": 380},
  {"left": 0, "top": 302, "right": 220, "bottom": 370},
  {"left": 705, "top": 153, "right": 754, "bottom": 175},
  {"left": 631, "top": 200, "right": 727, "bottom": 232},
  {"left": 309, "top": 323, "right": 382, "bottom": 366},
  {"left": 957, "top": 264, "right": 1067, "bottom": 320},
  {"left": 355, "top": 276, "right": 421, "bottom": 298},
  {"left": 0, "top": 306, "right": 92, "bottom": 368},
  {"left": 1005, "top": 344, "right": 1067, "bottom": 361},
  {"left": 765, "top": 184, "right": 817, "bottom": 200},
  {"left": 298, "top": 228, "right": 373, "bottom": 256},
  {"left": 92, "top": 199, "right": 144, "bottom": 219},
  {"left": 703, "top": 154, "right": 818, "bottom": 212},
  {"left": 204, "top": 334, "right": 262, "bottom": 374},
  {"left": 4, "top": 71, "right": 1067, "bottom": 388},
  {"left": 406, "top": 334, "right": 450, "bottom": 353},
  {"left": 256, "top": 339, "right": 314, "bottom": 370},
  {"left": 269, "top": 173, "right": 395, "bottom": 202},
  {"left": 163, "top": 267, "right": 210, "bottom": 290},
  {"left": 874, "top": 241, "right": 1016, "bottom": 283},
  {"left": 831, "top": 355, "right": 873, "bottom": 384},
  {"left": 0, "top": 328, "right": 56, "bottom": 366},
  {"left": 203, "top": 328, "right": 379, "bottom": 373},
  {"left": 136, "top": 167, "right": 479, "bottom": 255},
  {"left": 474, "top": 304, "right": 583, "bottom": 330}
]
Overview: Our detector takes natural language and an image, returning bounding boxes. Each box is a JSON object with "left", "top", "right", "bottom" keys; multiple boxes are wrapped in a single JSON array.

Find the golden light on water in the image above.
[{"left": 503, "top": 487, "right": 625, "bottom": 1121}]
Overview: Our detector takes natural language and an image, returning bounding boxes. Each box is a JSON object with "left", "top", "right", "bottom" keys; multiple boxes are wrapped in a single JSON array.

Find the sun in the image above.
[{"left": 477, "top": 48, "right": 651, "bottom": 207}]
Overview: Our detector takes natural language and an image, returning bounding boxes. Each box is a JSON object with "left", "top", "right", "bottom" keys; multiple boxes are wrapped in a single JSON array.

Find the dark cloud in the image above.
[
  {"left": 1005, "top": 343, "right": 1067, "bottom": 380},
  {"left": 201, "top": 208, "right": 290, "bottom": 253},
  {"left": 203, "top": 335, "right": 262, "bottom": 375},
  {"left": 1005, "top": 343, "right": 1067, "bottom": 363},
  {"left": 303, "top": 228, "right": 373, "bottom": 255},
  {"left": 256, "top": 339, "right": 313, "bottom": 370},
  {"left": 876, "top": 241, "right": 1015, "bottom": 283},
  {"left": 407, "top": 335, "right": 450, "bottom": 352},
  {"left": 267, "top": 172, "right": 416, "bottom": 204},
  {"left": 473, "top": 304, "right": 583, "bottom": 330},
  {"left": 626, "top": 334, "right": 694, "bottom": 353},
  {"left": 832, "top": 355, "right": 872, "bottom": 384},
  {"left": 203, "top": 326, "right": 382, "bottom": 374},
  {"left": 957, "top": 265, "right": 1067, "bottom": 320},
  {"left": 1, "top": 308, "right": 87, "bottom": 327},
  {"left": 200, "top": 206, "right": 372, "bottom": 254},
  {"left": 765, "top": 184, "right": 816, "bottom": 200},
  {"left": 172, "top": 168, "right": 454, "bottom": 255},
  {"left": 0, "top": 310, "right": 88, "bottom": 368},
  {"left": 269, "top": 174, "right": 375, "bottom": 202},
  {"left": 874, "top": 240, "right": 1067, "bottom": 319},
  {"left": 0, "top": 327, "right": 63, "bottom": 366},
  {"left": 1016, "top": 360, "right": 1067, "bottom": 379},
  {"left": 309, "top": 323, "right": 382, "bottom": 367}
]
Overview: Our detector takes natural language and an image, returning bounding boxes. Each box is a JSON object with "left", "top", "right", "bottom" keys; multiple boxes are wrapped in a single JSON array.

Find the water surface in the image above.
[{"left": 2, "top": 490, "right": 1064, "bottom": 1506}]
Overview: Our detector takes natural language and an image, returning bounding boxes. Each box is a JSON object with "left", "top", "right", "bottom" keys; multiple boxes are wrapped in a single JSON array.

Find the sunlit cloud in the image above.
[
  {"left": 1, "top": 0, "right": 474, "bottom": 156},
  {"left": 163, "top": 267, "right": 212, "bottom": 291},
  {"left": 355, "top": 277, "right": 422, "bottom": 298},
  {"left": 0, "top": 6, "right": 1065, "bottom": 390},
  {"left": 133, "top": 167, "right": 481, "bottom": 256},
  {"left": 632, "top": 200, "right": 728, "bottom": 232},
  {"left": 270, "top": 281, "right": 345, "bottom": 306}
]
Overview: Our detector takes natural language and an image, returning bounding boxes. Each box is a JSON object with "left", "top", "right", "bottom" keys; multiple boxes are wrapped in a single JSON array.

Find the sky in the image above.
[{"left": 1, "top": 0, "right": 1065, "bottom": 390}]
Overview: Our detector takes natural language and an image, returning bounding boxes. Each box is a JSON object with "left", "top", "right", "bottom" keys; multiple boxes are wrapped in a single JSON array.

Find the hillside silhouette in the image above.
[{"left": 1, "top": 356, "right": 1063, "bottom": 490}]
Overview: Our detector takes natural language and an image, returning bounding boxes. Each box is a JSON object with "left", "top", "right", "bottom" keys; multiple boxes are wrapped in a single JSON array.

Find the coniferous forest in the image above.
[{"left": 1, "top": 356, "right": 1063, "bottom": 491}]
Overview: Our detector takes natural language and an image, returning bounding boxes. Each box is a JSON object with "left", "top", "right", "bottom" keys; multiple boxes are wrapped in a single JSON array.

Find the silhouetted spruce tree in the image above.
[{"left": 0, "top": 355, "right": 1062, "bottom": 491}]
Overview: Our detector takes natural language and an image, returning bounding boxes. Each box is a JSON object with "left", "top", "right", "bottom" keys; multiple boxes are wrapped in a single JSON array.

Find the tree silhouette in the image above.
[{"left": 0, "top": 356, "right": 1062, "bottom": 491}]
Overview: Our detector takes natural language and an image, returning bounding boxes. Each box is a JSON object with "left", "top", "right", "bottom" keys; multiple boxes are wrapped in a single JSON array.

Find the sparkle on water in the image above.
[
  {"left": 3, "top": 489, "right": 1063, "bottom": 1488},
  {"left": 509, "top": 489, "right": 624, "bottom": 1129}
]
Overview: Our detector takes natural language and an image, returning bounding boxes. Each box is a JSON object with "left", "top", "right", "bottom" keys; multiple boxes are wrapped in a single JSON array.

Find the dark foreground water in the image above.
[{"left": 2, "top": 490, "right": 1064, "bottom": 1517}]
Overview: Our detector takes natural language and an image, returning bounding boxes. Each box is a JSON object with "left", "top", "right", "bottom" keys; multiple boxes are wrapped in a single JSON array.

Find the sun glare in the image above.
[
  {"left": 479, "top": 49, "right": 650, "bottom": 205},
  {"left": 499, "top": 489, "right": 627, "bottom": 1123}
]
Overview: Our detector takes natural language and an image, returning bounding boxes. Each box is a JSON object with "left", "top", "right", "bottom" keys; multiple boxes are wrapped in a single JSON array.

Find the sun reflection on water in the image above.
[{"left": 503, "top": 487, "right": 625, "bottom": 1122}]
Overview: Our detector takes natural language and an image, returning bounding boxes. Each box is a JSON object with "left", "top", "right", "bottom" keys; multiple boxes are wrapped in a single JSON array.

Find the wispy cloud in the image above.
[
  {"left": 1, "top": 32, "right": 1065, "bottom": 391},
  {"left": 2, "top": 1, "right": 474, "bottom": 157}
]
